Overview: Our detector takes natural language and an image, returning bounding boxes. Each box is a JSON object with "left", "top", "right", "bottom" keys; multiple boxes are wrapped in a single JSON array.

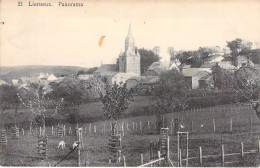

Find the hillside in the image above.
[{"left": 0, "top": 65, "right": 89, "bottom": 83}]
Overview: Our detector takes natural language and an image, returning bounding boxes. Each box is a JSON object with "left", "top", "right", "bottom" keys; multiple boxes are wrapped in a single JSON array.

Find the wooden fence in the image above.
[{"left": 180, "top": 140, "right": 260, "bottom": 167}]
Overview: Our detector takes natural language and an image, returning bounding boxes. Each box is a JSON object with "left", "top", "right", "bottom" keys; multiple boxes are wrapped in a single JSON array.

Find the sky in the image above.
[{"left": 1, "top": 0, "right": 260, "bottom": 68}]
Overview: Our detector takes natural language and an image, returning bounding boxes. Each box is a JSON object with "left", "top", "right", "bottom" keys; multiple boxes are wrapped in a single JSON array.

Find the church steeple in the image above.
[
  {"left": 128, "top": 22, "right": 132, "bottom": 36},
  {"left": 119, "top": 22, "right": 140, "bottom": 76},
  {"left": 125, "top": 22, "right": 135, "bottom": 48}
]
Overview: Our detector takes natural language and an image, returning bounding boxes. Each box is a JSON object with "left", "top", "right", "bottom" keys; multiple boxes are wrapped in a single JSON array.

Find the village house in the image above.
[
  {"left": 198, "top": 74, "right": 214, "bottom": 89},
  {"left": 0, "top": 79, "right": 10, "bottom": 86},
  {"left": 78, "top": 74, "right": 93, "bottom": 81},
  {"left": 144, "top": 62, "right": 169, "bottom": 76},
  {"left": 182, "top": 68, "right": 210, "bottom": 89}
]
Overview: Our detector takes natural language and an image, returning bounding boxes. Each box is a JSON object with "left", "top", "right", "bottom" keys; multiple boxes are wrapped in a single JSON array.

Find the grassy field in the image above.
[
  {"left": 1, "top": 103, "right": 260, "bottom": 167},
  {"left": 2, "top": 96, "right": 155, "bottom": 125}
]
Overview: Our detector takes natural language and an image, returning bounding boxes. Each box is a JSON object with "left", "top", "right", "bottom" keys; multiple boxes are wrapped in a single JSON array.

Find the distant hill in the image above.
[{"left": 0, "top": 65, "right": 89, "bottom": 83}]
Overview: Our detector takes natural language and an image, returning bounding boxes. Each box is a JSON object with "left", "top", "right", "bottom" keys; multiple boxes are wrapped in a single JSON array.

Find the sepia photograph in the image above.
[{"left": 0, "top": 0, "right": 260, "bottom": 167}]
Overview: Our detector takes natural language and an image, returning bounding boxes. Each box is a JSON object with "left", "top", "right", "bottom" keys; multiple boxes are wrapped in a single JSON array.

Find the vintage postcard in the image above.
[{"left": 1, "top": 0, "right": 260, "bottom": 167}]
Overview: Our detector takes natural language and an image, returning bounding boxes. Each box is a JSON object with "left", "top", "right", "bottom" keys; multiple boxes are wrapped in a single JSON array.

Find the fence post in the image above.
[
  {"left": 122, "top": 123, "right": 125, "bottom": 137},
  {"left": 89, "top": 124, "right": 91, "bottom": 134},
  {"left": 52, "top": 126, "right": 53, "bottom": 135},
  {"left": 250, "top": 117, "right": 252, "bottom": 133},
  {"left": 213, "top": 118, "right": 216, "bottom": 133},
  {"left": 199, "top": 147, "right": 202, "bottom": 166},
  {"left": 191, "top": 120, "right": 193, "bottom": 133},
  {"left": 22, "top": 128, "right": 24, "bottom": 136},
  {"left": 103, "top": 123, "right": 106, "bottom": 135},
  {"left": 179, "top": 149, "right": 182, "bottom": 167},
  {"left": 221, "top": 144, "right": 224, "bottom": 167},
  {"left": 63, "top": 125, "right": 66, "bottom": 136},
  {"left": 177, "top": 133, "right": 180, "bottom": 164},
  {"left": 241, "top": 142, "right": 244, "bottom": 158},
  {"left": 230, "top": 118, "right": 232, "bottom": 132},
  {"left": 148, "top": 121, "right": 150, "bottom": 130},
  {"left": 140, "top": 121, "right": 142, "bottom": 135},
  {"left": 126, "top": 122, "right": 129, "bottom": 131},
  {"left": 78, "top": 143, "right": 81, "bottom": 167},
  {"left": 69, "top": 127, "right": 72, "bottom": 135},
  {"left": 140, "top": 154, "right": 143, "bottom": 165},
  {"left": 123, "top": 156, "right": 126, "bottom": 167},
  {"left": 167, "top": 134, "right": 170, "bottom": 161},
  {"left": 94, "top": 126, "right": 96, "bottom": 133},
  {"left": 186, "top": 132, "right": 189, "bottom": 167},
  {"left": 158, "top": 151, "right": 161, "bottom": 165},
  {"left": 132, "top": 122, "right": 135, "bottom": 130},
  {"left": 30, "top": 122, "right": 32, "bottom": 135},
  {"left": 258, "top": 140, "right": 260, "bottom": 155}
]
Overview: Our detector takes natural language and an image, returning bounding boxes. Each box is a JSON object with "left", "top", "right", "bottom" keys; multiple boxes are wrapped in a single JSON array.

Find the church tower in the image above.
[{"left": 119, "top": 23, "right": 141, "bottom": 76}]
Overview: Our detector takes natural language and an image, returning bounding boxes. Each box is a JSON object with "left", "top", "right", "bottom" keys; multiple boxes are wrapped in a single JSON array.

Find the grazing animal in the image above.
[
  {"left": 72, "top": 141, "right": 79, "bottom": 149},
  {"left": 58, "top": 141, "right": 66, "bottom": 150},
  {"left": 200, "top": 124, "right": 204, "bottom": 127}
]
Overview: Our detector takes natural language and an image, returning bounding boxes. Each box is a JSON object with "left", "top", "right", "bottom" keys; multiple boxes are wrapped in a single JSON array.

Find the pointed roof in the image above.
[
  {"left": 125, "top": 22, "right": 135, "bottom": 46},
  {"left": 128, "top": 22, "right": 132, "bottom": 35}
]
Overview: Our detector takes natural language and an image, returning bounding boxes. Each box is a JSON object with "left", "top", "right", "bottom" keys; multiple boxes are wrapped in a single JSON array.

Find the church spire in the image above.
[
  {"left": 128, "top": 22, "right": 132, "bottom": 35},
  {"left": 125, "top": 22, "right": 135, "bottom": 47}
]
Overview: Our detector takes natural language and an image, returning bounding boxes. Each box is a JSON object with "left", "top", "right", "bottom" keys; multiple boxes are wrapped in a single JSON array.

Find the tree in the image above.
[
  {"left": 176, "top": 50, "right": 202, "bottom": 67},
  {"left": 168, "top": 46, "right": 175, "bottom": 62},
  {"left": 48, "top": 77, "right": 88, "bottom": 124},
  {"left": 198, "top": 47, "right": 214, "bottom": 60},
  {"left": 77, "top": 67, "right": 99, "bottom": 76},
  {"left": 102, "top": 83, "right": 132, "bottom": 134},
  {"left": 139, "top": 48, "right": 160, "bottom": 74},
  {"left": 0, "top": 84, "right": 21, "bottom": 127},
  {"left": 219, "top": 67, "right": 260, "bottom": 119},
  {"left": 17, "top": 82, "right": 54, "bottom": 133},
  {"left": 249, "top": 49, "right": 260, "bottom": 64},
  {"left": 226, "top": 38, "right": 253, "bottom": 66},
  {"left": 212, "top": 64, "right": 230, "bottom": 90},
  {"left": 153, "top": 46, "right": 160, "bottom": 55},
  {"left": 152, "top": 69, "right": 188, "bottom": 132}
]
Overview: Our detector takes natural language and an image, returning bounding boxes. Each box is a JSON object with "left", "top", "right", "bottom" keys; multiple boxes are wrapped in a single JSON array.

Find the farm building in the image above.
[
  {"left": 78, "top": 74, "right": 93, "bottom": 81},
  {"left": 125, "top": 76, "right": 145, "bottom": 90},
  {"left": 182, "top": 68, "right": 210, "bottom": 89},
  {"left": 144, "top": 61, "right": 169, "bottom": 76},
  {"left": 112, "top": 72, "right": 139, "bottom": 85},
  {"left": 198, "top": 73, "right": 214, "bottom": 89},
  {"left": 237, "top": 55, "right": 254, "bottom": 68},
  {"left": 0, "top": 79, "right": 10, "bottom": 86}
]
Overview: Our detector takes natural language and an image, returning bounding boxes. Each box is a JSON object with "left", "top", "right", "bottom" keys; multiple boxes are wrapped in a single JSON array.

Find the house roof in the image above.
[
  {"left": 19, "top": 77, "right": 40, "bottom": 84},
  {"left": 93, "top": 64, "right": 119, "bottom": 77},
  {"left": 194, "top": 71, "right": 210, "bottom": 79},
  {"left": 0, "top": 79, "right": 9, "bottom": 85},
  {"left": 142, "top": 76, "right": 160, "bottom": 84},
  {"left": 78, "top": 74, "right": 93, "bottom": 80},
  {"left": 146, "top": 62, "right": 169, "bottom": 75},
  {"left": 199, "top": 73, "right": 213, "bottom": 81},
  {"left": 127, "top": 76, "right": 159, "bottom": 84},
  {"left": 182, "top": 68, "right": 200, "bottom": 77},
  {"left": 182, "top": 65, "right": 191, "bottom": 69},
  {"left": 200, "top": 62, "right": 217, "bottom": 68},
  {"left": 205, "top": 46, "right": 224, "bottom": 53}
]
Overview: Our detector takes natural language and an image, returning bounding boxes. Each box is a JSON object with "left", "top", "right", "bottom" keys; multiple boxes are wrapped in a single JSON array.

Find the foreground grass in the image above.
[{"left": 1, "top": 103, "right": 260, "bottom": 166}]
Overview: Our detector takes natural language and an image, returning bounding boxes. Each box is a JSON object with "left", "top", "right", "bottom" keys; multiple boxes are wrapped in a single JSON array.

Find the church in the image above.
[{"left": 93, "top": 23, "right": 141, "bottom": 85}]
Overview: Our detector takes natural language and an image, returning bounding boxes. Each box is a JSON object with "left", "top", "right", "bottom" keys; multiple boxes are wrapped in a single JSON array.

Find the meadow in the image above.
[{"left": 1, "top": 103, "right": 260, "bottom": 167}]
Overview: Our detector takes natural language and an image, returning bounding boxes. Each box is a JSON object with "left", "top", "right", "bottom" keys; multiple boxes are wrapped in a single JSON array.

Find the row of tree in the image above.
[{"left": 0, "top": 76, "right": 106, "bottom": 127}]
